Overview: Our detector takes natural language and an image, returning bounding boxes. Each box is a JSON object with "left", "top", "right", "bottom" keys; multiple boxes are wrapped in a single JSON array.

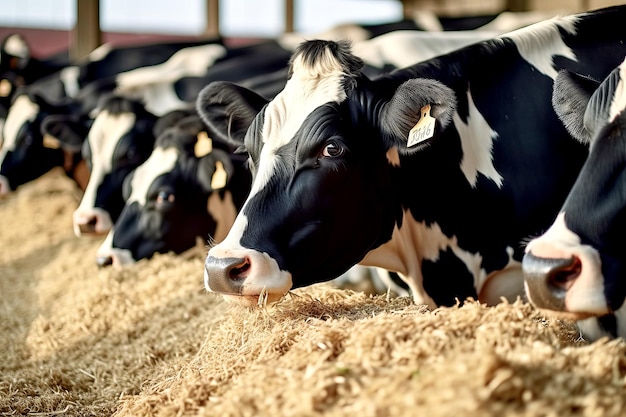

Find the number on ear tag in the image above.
[
  {"left": 194, "top": 131, "right": 213, "bottom": 158},
  {"left": 407, "top": 105, "right": 436, "bottom": 148},
  {"left": 211, "top": 161, "right": 228, "bottom": 190}
]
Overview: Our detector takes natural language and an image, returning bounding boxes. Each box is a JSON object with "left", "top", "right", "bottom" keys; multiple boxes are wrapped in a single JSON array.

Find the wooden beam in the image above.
[
  {"left": 285, "top": 0, "right": 295, "bottom": 33},
  {"left": 72, "top": 0, "right": 101, "bottom": 60},
  {"left": 205, "top": 0, "right": 220, "bottom": 38}
]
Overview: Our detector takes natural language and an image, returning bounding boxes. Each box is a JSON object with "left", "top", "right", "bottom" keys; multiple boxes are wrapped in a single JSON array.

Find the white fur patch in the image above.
[
  {"left": 76, "top": 110, "right": 136, "bottom": 213},
  {"left": 248, "top": 47, "right": 347, "bottom": 197},
  {"left": 116, "top": 44, "right": 227, "bottom": 89},
  {"left": 453, "top": 88, "right": 503, "bottom": 188},
  {"left": 59, "top": 66, "right": 81, "bottom": 98},
  {"left": 361, "top": 210, "right": 491, "bottom": 308},
  {"left": 1, "top": 95, "right": 39, "bottom": 162},
  {"left": 609, "top": 57, "right": 626, "bottom": 122},
  {"left": 127, "top": 146, "right": 179, "bottom": 206},
  {"left": 500, "top": 14, "right": 579, "bottom": 79},
  {"left": 3, "top": 34, "right": 28, "bottom": 59}
]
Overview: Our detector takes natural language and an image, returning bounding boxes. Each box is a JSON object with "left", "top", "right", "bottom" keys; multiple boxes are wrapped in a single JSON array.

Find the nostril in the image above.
[
  {"left": 229, "top": 258, "right": 251, "bottom": 280},
  {"left": 548, "top": 256, "right": 581, "bottom": 292},
  {"left": 79, "top": 216, "right": 98, "bottom": 234},
  {"left": 96, "top": 256, "right": 113, "bottom": 267}
]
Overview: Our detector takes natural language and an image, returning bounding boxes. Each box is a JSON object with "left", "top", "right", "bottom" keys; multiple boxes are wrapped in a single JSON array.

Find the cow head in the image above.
[
  {"left": 95, "top": 115, "right": 248, "bottom": 267},
  {"left": 68, "top": 94, "right": 157, "bottom": 237},
  {"left": 197, "top": 40, "right": 456, "bottom": 306},
  {"left": 523, "top": 58, "right": 626, "bottom": 338},
  {"left": 0, "top": 92, "right": 83, "bottom": 196}
]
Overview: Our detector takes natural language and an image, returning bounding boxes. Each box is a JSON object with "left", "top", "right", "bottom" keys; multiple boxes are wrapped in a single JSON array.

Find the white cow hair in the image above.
[
  {"left": 127, "top": 146, "right": 179, "bottom": 207},
  {"left": 499, "top": 13, "right": 579, "bottom": 79},
  {"left": 453, "top": 88, "right": 503, "bottom": 188},
  {"left": 76, "top": 110, "right": 136, "bottom": 213},
  {"left": 1, "top": 95, "right": 38, "bottom": 157},
  {"left": 3, "top": 34, "right": 29, "bottom": 59}
]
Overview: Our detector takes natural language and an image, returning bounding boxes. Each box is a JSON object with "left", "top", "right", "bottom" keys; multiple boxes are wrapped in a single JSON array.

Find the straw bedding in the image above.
[{"left": 1, "top": 168, "right": 625, "bottom": 416}]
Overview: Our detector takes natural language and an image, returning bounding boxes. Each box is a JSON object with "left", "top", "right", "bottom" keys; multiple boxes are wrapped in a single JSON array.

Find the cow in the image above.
[
  {"left": 196, "top": 6, "right": 626, "bottom": 308},
  {"left": 94, "top": 114, "right": 250, "bottom": 267},
  {"left": 522, "top": 58, "right": 626, "bottom": 341},
  {"left": 53, "top": 94, "right": 160, "bottom": 236},
  {"left": 0, "top": 39, "right": 291, "bottom": 198}
]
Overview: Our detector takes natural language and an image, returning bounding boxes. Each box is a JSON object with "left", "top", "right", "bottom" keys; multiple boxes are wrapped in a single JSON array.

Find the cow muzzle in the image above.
[
  {"left": 522, "top": 252, "right": 581, "bottom": 311},
  {"left": 203, "top": 249, "right": 292, "bottom": 307},
  {"left": 73, "top": 208, "right": 113, "bottom": 237}
]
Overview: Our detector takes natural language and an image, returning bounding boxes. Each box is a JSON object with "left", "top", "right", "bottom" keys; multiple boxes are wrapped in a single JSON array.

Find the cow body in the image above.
[
  {"left": 197, "top": 6, "right": 626, "bottom": 308},
  {"left": 523, "top": 59, "right": 626, "bottom": 340}
]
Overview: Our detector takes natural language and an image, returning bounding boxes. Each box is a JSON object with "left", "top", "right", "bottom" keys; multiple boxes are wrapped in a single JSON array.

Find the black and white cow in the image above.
[
  {"left": 95, "top": 115, "right": 250, "bottom": 267},
  {"left": 54, "top": 95, "right": 159, "bottom": 236},
  {"left": 523, "top": 58, "right": 626, "bottom": 340},
  {"left": 0, "top": 39, "right": 291, "bottom": 198},
  {"left": 196, "top": 6, "right": 626, "bottom": 307}
]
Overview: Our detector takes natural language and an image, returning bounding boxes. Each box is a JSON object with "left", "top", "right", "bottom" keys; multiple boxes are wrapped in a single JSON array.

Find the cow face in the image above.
[
  {"left": 0, "top": 93, "right": 68, "bottom": 195},
  {"left": 523, "top": 59, "right": 626, "bottom": 339},
  {"left": 95, "top": 122, "right": 247, "bottom": 267},
  {"left": 71, "top": 95, "right": 157, "bottom": 236},
  {"left": 197, "top": 40, "right": 455, "bottom": 306}
]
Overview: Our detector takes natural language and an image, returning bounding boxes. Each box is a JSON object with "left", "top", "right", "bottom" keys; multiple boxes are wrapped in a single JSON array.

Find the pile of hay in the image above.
[{"left": 1, "top": 169, "right": 626, "bottom": 417}]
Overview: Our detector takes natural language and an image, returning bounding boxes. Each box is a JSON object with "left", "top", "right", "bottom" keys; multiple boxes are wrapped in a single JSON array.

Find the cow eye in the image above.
[
  {"left": 156, "top": 190, "right": 175, "bottom": 205},
  {"left": 322, "top": 141, "right": 344, "bottom": 158}
]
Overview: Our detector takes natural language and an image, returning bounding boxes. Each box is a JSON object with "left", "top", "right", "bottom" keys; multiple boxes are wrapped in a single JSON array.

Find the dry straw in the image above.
[{"left": 1, "top": 169, "right": 626, "bottom": 417}]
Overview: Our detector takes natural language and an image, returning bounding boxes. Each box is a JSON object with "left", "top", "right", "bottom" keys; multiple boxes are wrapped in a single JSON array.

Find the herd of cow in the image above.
[{"left": 2, "top": 5, "right": 626, "bottom": 343}]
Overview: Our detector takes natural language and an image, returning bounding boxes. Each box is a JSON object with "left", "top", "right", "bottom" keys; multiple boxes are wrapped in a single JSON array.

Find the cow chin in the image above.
[{"left": 219, "top": 292, "right": 287, "bottom": 308}]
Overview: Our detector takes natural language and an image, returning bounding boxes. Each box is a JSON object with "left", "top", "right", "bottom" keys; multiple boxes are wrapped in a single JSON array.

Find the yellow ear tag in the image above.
[
  {"left": 407, "top": 104, "right": 436, "bottom": 148},
  {"left": 0, "top": 79, "right": 12, "bottom": 97},
  {"left": 211, "top": 160, "right": 228, "bottom": 190},
  {"left": 42, "top": 134, "right": 61, "bottom": 149},
  {"left": 194, "top": 131, "right": 213, "bottom": 158}
]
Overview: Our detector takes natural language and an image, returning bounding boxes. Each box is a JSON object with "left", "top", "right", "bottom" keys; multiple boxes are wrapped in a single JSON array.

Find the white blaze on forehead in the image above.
[
  {"left": 127, "top": 146, "right": 179, "bottom": 206},
  {"left": 499, "top": 14, "right": 578, "bottom": 80},
  {"left": 1, "top": 94, "right": 38, "bottom": 161},
  {"left": 77, "top": 110, "right": 136, "bottom": 211},
  {"left": 453, "top": 88, "right": 503, "bottom": 188},
  {"left": 250, "top": 47, "right": 348, "bottom": 196},
  {"left": 609, "top": 57, "right": 626, "bottom": 122}
]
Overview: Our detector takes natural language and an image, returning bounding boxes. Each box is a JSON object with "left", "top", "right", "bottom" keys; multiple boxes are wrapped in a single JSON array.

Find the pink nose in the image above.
[
  {"left": 204, "top": 255, "right": 251, "bottom": 295},
  {"left": 522, "top": 251, "right": 582, "bottom": 311}
]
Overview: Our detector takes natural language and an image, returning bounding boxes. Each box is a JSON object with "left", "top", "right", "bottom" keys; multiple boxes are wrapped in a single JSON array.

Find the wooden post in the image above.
[
  {"left": 72, "top": 0, "right": 101, "bottom": 61},
  {"left": 285, "top": 0, "right": 294, "bottom": 33},
  {"left": 205, "top": 0, "right": 220, "bottom": 38}
]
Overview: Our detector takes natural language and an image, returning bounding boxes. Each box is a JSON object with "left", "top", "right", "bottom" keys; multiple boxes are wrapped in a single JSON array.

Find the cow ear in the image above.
[
  {"left": 583, "top": 59, "right": 626, "bottom": 141},
  {"left": 41, "top": 114, "right": 90, "bottom": 153},
  {"left": 196, "top": 81, "right": 268, "bottom": 147},
  {"left": 196, "top": 149, "right": 234, "bottom": 192},
  {"left": 378, "top": 78, "right": 456, "bottom": 155},
  {"left": 552, "top": 69, "right": 601, "bottom": 144}
]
